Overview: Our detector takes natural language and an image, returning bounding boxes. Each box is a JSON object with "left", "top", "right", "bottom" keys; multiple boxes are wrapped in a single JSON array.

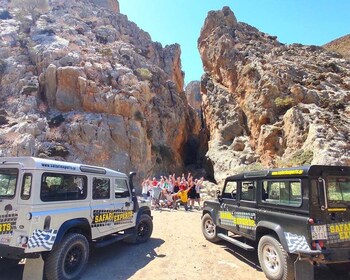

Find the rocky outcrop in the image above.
[
  {"left": 323, "top": 34, "right": 350, "bottom": 60},
  {"left": 198, "top": 7, "right": 350, "bottom": 183},
  {"left": 185, "top": 81, "right": 201, "bottom": 115},
  {"left": 0, "top": 0, "right": 199, "bottom": 183}
]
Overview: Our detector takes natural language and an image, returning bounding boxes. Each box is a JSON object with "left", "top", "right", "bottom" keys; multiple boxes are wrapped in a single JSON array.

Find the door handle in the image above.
[{"left": 125, "top": 202, "right": 130, "bottom": 207}]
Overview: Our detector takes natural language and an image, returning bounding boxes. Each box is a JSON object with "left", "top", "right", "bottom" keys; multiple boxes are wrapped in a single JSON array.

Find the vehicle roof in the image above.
[
  {"left": 0, "top": 157, "right": 127, "bottom": 177},
  {"left": 225, "top": 165, "right": 350, "bottom": 181}
]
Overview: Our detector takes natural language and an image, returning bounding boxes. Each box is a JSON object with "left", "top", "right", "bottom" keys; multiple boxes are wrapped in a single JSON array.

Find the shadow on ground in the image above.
[
  {"left": 0, "top": 237, "right": 165, "bottom": 280},
  {"left": 221, "top": 241, "right": 350, "bottom": 280}
]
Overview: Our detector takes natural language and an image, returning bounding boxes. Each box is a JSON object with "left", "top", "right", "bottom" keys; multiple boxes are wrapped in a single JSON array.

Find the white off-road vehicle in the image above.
[{"left": 0, "top": 157, "right": 153, "bottom": 280}]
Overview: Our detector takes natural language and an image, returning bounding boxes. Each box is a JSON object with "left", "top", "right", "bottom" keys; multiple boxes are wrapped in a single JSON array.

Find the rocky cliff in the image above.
[
  {"left": 0, "top": 0, "right": 199, "bottom": 181},
  {"left": 198, "top": 7, "right": 350, "bottom": 183},
  {"left": 323, "top": 34, "right": 350, "bottom": 61}
]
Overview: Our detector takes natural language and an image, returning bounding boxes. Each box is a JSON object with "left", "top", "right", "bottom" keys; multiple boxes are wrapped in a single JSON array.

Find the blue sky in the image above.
[{"left": 118, "top": 0, "right": 350, "bottom": 86}]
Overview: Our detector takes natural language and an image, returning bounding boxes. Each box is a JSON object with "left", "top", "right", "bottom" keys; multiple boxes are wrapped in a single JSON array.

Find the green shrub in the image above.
[
  {"left": 274, "top": 96, "right": 295, "bottom": 109},
  {"left": 135, "top": 68, "right": 152, "bottom": 81},
  {"left": 278, "top": 149, "right": 313, "bottom": 167}
]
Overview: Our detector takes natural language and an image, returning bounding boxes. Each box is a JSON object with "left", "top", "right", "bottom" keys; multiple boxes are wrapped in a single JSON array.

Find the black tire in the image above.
[
  {"left": 45, "top": 233, "right": 89, "bottom": 280},
  {"left": 201, "top": 213, "right": 224, "bottom": 243},
  {"left": 124, "top": 214, "right": 153, "bottom": 244},
  {"left": 258, "top": 235, "right": 295, "bottom": 280}
]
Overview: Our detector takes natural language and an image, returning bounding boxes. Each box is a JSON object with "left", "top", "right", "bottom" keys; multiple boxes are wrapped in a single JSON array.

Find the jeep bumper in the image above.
[
  {"left": 297, "top": 248, "right": 350, "bottom": 264},
  {"left": 0, "top": 244, "right": 39, "bottom": 259}
]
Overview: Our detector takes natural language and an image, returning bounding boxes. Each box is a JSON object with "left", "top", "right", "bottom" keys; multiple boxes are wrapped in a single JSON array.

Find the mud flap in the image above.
[
  {"left": 23, "top": 256, "right": 44, "bottom": 280},
  {"left": 294, "top": 258, "right": 314, "bottom": 280}
]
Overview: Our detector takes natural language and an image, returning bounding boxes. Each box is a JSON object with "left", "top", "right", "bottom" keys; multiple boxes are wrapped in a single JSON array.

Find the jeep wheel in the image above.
[
  {"left": 124, "top": 214, "right": 153, "bottom": 244},
  {"left": 258, "top": 235, "right": 294, "bottom": 280},
  {"left": 45, "top": 233, "right": 89, "bottom": 280},
  {"left": 201, "top": 213, "right": 223, "bottom": 243}
]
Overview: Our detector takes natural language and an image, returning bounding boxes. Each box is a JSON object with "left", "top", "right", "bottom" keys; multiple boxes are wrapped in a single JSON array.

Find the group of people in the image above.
[{"left": 141, "top": 173, "right": 204, "bottom": 211}]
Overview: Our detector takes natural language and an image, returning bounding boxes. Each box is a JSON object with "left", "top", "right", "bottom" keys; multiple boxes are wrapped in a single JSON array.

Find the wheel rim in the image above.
[
  {"left": 262, "top": 244, "right": 281, "bottom": 275},
  {"left": 204, "top": 218, "right": 216, "bottom": 237},
  {"left": 137, "top": 220, "right": 150, "bottom": 238},
  {"left": 64, "top": 244, "right": 84, "bottom": 276}
]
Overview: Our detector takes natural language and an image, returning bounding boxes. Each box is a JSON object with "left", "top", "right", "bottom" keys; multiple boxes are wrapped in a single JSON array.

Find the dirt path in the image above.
[{"left": 1, "top": 208, "right": 349, "bottom": 279}]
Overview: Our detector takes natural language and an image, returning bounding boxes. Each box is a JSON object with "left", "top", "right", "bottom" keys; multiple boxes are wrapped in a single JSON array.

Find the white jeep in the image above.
[{"left": 0, "top": 157, "right": 153, "bottom": 280}]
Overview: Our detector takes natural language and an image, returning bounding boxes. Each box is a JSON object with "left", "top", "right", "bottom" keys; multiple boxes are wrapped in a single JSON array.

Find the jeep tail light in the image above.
[
  {"left": 308, "top": 218, "right": 315, "bottom": 225},
  {"left": 311, "top": 240, "right": 324, "bottom": 250}
]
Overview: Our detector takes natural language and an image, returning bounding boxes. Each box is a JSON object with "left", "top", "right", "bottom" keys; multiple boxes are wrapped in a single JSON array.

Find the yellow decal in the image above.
[
  {"left": 219, "top": 211, "right": 234, "bottom": 220},
  {"left": 329, "top": 222, "right": 350, "bottom": 241},
  {"left": 233, "top": 217, "right": 256, "bottom": 227},
  {"left": 328, "top": 208, "right": 346, "bottom": 212},
  {"left": 219, "top": 211, "right": 256, "bottom": 228},
  {"left": 93, "top": 211, "right": 133, "bottom": 224},
  {"left": 0, "top": 223, "right": 12, "bottom": 233},
  {"left": 271, "top": 170, "right": 304, "bottom": 176}
]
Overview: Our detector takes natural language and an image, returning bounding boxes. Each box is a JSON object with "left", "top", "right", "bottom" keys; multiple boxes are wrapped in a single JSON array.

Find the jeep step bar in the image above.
[
  {"left": 217, "top": 233, "right": 255, "bottom": 251},
  {"left": 93, "top": 233, "right": 132, "bottom": 248}
]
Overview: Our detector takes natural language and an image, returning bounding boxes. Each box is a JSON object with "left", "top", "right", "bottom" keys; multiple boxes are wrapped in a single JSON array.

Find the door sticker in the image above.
[
  {"left": 92, "top": 210, "right": 133, "bottom": 227},
  {"left": 219, "top": 211, "right": 256, "bottom": 229}
]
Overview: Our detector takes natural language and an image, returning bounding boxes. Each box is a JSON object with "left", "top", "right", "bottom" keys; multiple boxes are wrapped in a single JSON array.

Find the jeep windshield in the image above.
[
  {"left": 327, "top": 176, "right": 350, "bottom": 206},
  {"left": 0, "top": 168, "right": 18, "bottom": 199}
]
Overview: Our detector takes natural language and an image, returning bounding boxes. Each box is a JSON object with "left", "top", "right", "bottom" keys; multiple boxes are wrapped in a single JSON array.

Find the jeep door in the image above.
[
  {"left": 112, "top": 177, "right": 135, "bottom": 232},
  {"left": 235, "top": 180, "right": 258, "bottom": 240},
  {"left": 218, "top": 180, "right": 239, "bottom": 234},
  {"left": 90, "top": 176, "right": 115, "bottom": 235}
]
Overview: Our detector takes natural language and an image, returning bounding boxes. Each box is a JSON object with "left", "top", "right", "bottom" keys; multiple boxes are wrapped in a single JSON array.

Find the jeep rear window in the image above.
[
  {"left": 0, "top": 168, "right": 18, "bottom": 199},
  {"left": 262, "top": 180, "right": 302, "bottom": 207},
  {"left": 327, "top": 177, "right": 350, "bottom": 203},
  {"left": 41, "top": 173, "right": 87, "bottom": 201}
]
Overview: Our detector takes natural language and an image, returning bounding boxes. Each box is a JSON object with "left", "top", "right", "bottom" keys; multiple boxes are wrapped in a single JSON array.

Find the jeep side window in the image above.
[
  {"left": 41, "top": 173, "right": 87, "bottom": 201},
  {"left": 93, "top": 177, "right": 110, "bottom": 200},
  {"left": 241, "top": 181, "right": 256, "bottom": 201},
  {"left": 115, "top": 178, "right": 130, "bottom": 198},
  {"left": 21, "top": 173, "right": 32, "bottom": 200},
  {"left": 262, "top": 180, "right": 302, "bottom": 206},
  {"left": 223, "top": 181, "right": 237, "bottom": 199}
]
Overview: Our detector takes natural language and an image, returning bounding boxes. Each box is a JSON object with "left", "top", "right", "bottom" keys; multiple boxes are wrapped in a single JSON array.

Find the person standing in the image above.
[{"left": 141, "top": 178, "right": 150, "bottom": 200}]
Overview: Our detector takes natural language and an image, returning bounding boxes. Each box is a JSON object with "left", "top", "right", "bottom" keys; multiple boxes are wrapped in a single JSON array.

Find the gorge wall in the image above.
[
  {"left": 198, "top": 7, "right": 350, "bottom": 183},
  {"left": 0, "top": 0, "right": 200, "bottom": 182}
]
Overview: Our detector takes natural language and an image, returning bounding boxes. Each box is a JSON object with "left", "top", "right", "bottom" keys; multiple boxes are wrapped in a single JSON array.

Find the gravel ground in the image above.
[{"left": 1, "top": 208, "right": 349, "bottom": 279}]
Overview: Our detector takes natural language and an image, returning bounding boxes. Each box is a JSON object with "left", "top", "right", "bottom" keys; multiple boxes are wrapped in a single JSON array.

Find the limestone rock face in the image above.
[
  {"left": 198, "top": 7, "right": 350, "bottom": 183},
  {"left": 90, "top": 0, "right": 120, "bottom": 14},
  {"left": 185, "top": 81, "right": 202, "bottom": 115},
  {"left": 0, "top": 0, "right": 199, "bottom": 183}
]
